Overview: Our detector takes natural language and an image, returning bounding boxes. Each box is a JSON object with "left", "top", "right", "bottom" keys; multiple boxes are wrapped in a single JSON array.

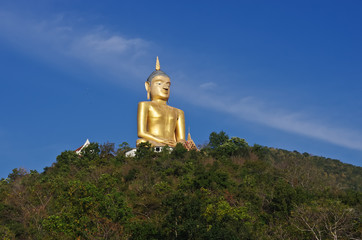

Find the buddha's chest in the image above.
[{"left": 148, "top": 105, "right": 178, "bottom": 123}]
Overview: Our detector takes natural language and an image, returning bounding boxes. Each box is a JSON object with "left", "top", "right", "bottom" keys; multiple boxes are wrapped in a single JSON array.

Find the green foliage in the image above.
[
  {"left": 7, "top": 168, "right": 28, "bottom": 182},
  {"left": 100, "top": 142, "right": 115, "bottom": 159},
  {"left": 170, "top": 143, "right": 187, "bottom": 159},
  {"left": 42, "top": 180, "right": 132, "bottom": 239},
  {"left": 117, "top": 142, "right": 132, "bottom": 154},
  {"left": 215, "top": 137, "right": 250, "bottom": 158},
  {"left": 0, "top": 225, "right": 15, "bottom": 240},
  {"left": 128, "top": 221, "right": 163, "bottom": 240},
  {"left": 54, "top": 151, "right": 78, "bottom": 173},
  {"left": 251, "top": 144, "right": 271, "bottom": 160},
  {"left": 0, "top": 134, "right": 361, "bottom": 240},
  {"left": 81, "top": 142, "right": 100, "bottom": 160},
  {"left": 125, "top": 168, "right": 139, "bottom": 182},
  {"left": 193, "top": 162, "right": 231, "bottom": 190},
  {"left": 208, "top": 131, "right": 229, "bottom": 149},
  {"left": 135, "top": 142, "right": 153, "bottom": 160},
  {"left": 205, "top": 132, "right": 251, "bottom": 160}
]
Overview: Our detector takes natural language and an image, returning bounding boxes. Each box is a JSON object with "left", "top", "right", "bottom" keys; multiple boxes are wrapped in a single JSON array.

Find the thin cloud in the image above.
[
  {"left": 0, "top": 10, "right": 149, "bottom": 84},
  {"left": 178, "top": 86, "right": 362, "bottom": 151},
  {"left": 200, "top": 82, "right": 217, "bottom": 89},
  {"left": 74, "top": 34, "right": 144, "bottom": 54}
]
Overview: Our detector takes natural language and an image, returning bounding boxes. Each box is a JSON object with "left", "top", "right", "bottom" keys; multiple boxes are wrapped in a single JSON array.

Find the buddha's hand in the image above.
[{"left": 161, "top": 139, "right": 176, "bottom": 147}]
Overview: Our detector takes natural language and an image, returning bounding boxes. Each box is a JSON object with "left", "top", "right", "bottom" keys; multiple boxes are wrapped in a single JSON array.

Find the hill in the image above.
[{"left": 0, "top": 132, "right": 361, "bottom": 239}]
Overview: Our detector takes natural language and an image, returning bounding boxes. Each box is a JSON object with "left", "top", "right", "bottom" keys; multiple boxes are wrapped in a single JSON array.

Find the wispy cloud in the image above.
[
  {"left": 0, "top": 10, "right": 150, "bottom": 84},
  {"left": 176, "top": 84, "right": 362, "bottom": 151},
  {"left": 199, "top": 82, "right": 217, "bottom": 89}
]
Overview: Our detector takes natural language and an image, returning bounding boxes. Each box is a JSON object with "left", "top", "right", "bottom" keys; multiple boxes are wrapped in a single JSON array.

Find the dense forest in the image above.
[{"left": 1, "top": 131, "right": 361, "bottom": 239}]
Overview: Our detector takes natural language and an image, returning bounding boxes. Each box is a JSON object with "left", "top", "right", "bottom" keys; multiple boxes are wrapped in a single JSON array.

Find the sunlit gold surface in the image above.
[
  {"left": 137, "top": 58, "right": 186, "bottom": 147},
  {"left": 155, "top": 56, "right": 160, "bottom": 71}
]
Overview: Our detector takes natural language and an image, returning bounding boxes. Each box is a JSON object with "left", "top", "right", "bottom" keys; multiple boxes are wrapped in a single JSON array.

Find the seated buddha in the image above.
[{"left": 136, "top": 57, "right": 186, "bottom": 147}]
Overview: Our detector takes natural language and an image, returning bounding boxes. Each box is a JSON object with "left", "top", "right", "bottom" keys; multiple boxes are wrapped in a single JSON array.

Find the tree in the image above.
[
  {"left": 135, "top": 142, "right": 153, "bottom": 160},
  {"left": 291, "top": 200, "right": 361, "bottom": 240},
  {"left": 81, "top": 142, "right": 100, "bottom": 160},
  {"left": 7, "top": 168, "right": 28, "bottom": 182},
  {"left": 170, "top": 143, "right": 187, "bottom": 159},
  {"left": 100, "top": 142, "right": 115, "bottom": 159},
  {"left": 117, "top": 142, "right": 132, "bottom": 155},
  {"left": 216, "top": 137, "right": 249, "bottom": 158},
  {"left": 208, "top": 131, "right": 229, "bottom": 149}
]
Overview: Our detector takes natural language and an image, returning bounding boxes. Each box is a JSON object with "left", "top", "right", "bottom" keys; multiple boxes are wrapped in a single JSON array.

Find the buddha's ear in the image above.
[{"left": 145, "top": 81, "right": 150, "bottom": 100}]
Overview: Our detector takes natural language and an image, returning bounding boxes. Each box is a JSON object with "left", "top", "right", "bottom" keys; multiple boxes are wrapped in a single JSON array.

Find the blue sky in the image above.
[{"left": 1, "top": 0, "right": 362, "bottom": 178}]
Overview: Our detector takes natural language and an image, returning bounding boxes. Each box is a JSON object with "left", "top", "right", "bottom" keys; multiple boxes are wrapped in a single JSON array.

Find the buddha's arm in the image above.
[
  {"left": 175, "top": 109, "right": 186, "bottom": 143},
  {"left": 137, "top": 102, "right": 175, "bottom": 146}
]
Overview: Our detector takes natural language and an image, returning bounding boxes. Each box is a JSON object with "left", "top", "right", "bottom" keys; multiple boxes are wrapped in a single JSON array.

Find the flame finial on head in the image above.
[
  {"left": 156, "top": 56, "right": 160, "bottom": 71},
  {"left": 147, "top": 56, "right": 169, "bottom": 82}
]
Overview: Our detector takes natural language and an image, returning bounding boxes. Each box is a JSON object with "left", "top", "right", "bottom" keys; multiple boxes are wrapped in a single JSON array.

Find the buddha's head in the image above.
[{"left": 145, "top": 57, "right": 171, "bottom": 101}]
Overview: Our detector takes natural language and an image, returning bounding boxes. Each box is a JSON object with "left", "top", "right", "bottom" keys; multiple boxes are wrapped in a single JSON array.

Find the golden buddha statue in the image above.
[{"left": 137, "top": 57, "right": 186, "bottom": 147}]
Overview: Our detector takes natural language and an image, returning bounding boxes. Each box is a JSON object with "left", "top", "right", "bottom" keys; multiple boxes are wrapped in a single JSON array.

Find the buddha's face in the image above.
[{"left": 147, "top": 75, "right": 171, "bottom": 101}]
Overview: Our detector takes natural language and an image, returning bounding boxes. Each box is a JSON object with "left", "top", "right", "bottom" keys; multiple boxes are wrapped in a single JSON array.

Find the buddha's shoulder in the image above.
[
  {"left": 175, "top": 107, "right": 184, "bottom": 114},
  {"left": 170, "top": 106, "right": 184, "bottom": 115},
  {"left": 138, "top": 101, "right": 151, "bottom": 106}
]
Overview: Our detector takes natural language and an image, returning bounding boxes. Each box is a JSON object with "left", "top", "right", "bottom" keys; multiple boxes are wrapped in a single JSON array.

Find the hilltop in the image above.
[{"left": 0, "top": 132, "right": 361, "bottom": 239}]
